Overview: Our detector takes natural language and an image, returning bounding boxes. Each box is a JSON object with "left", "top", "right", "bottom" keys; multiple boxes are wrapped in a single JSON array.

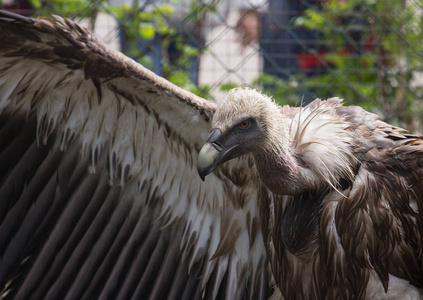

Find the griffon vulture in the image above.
[
  {"left": 198, "top": 90, "right": 423, "bottom": 299},
  {"left": 0, "top": 9, "right": 422, "bottom": 300}
]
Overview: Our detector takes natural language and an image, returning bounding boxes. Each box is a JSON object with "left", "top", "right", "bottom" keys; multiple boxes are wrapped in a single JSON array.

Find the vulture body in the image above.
[
  {"left": 0, "top": 10, "right": 422, "bottom": 300},
  {"left": 199, "top": 89, "right": 423, "bottom": 299}
]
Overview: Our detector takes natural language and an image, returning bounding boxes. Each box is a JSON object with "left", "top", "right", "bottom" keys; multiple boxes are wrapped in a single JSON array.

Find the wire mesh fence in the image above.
[{"left": 2, "top": 0, "right": 423, "bottom": 130}]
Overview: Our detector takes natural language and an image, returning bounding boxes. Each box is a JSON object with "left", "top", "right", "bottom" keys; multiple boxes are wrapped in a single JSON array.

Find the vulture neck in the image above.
[{"left": 254, "top": 113, "right": 319, "bottom": 196}]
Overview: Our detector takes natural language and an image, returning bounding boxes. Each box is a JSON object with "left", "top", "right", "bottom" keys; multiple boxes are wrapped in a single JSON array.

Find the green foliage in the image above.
[
  {"left": 107, "top": 1, "right": 215, "bottom": 98},
  {"left": 107, "top": 3, "right": 177, "bottom": 43},
  {"left": 30, "top": 0, "right": 215, "bottom": 99},
  {"left": 264, "top": 0, "right": 423, "bottom": 131},
  {"left": 30, "top": 0, "right": 105, "bottom": 22}
]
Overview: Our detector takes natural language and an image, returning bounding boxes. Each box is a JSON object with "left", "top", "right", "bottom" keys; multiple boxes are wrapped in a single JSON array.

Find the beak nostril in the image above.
[{"left": 212, "top": 141, "right": 222, "bottom": 151}]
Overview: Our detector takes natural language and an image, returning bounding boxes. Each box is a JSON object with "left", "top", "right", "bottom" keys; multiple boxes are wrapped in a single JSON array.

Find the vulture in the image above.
[{"left": 0, "top": 9, "right": 422, "bottom": 300}]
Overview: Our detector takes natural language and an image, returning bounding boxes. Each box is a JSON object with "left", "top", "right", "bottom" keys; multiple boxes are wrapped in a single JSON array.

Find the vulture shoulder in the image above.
[{"left": 0, "top": 11, "right": 269, "bottom": 300}]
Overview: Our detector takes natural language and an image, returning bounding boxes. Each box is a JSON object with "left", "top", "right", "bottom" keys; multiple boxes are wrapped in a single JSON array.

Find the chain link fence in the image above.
[{"left": 2, "top": 0, "right": 423, "bottom": 130}]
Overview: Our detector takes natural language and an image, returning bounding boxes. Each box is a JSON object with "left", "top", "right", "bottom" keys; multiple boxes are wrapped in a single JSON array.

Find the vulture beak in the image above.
[{"left": 197, "top": 129, "right": 240, "bottom": 181}]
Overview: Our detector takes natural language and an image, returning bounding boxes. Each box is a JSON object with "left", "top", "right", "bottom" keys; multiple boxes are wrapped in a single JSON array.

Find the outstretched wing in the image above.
[{"left": 0, "top": 11, "right": 269, "bottom": 300}]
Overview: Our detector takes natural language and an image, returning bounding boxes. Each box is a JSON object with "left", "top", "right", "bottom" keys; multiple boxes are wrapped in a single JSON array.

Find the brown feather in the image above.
[{"left": 209, "top": 88, "right": 423, "bottom": 299}]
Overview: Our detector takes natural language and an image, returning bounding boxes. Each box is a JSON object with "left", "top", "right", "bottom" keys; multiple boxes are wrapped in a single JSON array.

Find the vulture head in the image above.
[
  {"left": 198, "top": 87, "right": 357, "bottom": 195},
  {"left": 197, "top": 88, "right": 295, "bottom": 191},
  {"left": 198, "top": 88, "right": 286, "bottom": 175}
]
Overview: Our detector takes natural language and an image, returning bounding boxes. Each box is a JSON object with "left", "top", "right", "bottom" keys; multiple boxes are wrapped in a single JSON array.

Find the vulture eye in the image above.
[{"left": 240, "top": 120, "right": 250, "bottom": 129}]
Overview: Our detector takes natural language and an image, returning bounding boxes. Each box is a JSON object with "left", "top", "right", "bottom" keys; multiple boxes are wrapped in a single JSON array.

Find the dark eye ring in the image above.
[{"left": 240, "top": 120, "right": 250, "bottom": 129}]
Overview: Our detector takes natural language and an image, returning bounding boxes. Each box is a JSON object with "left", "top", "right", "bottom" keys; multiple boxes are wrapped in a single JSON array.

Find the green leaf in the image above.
[
  {"left": 138, "top": 22, "right": 155, "bottom": 40},
  {"left": 138, "top": 11, "right": 152, "bottom": 21},
  {"left": 220, "top": 83, "right": 238, "bottom": 91},
  {"left": 30, "top": 0, "right": 42, "bottom": 9},
  {"left": 155, "top": 4, "right": 175, "bottom": 15}
]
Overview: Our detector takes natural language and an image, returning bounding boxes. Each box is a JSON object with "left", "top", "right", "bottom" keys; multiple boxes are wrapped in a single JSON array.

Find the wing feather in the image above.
[{"left": 0, "top": 11, "right": 269, "bottom": 299}]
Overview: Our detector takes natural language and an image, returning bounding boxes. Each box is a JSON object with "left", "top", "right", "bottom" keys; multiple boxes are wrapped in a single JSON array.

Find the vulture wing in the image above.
[{"left": 0, "top": 11, "right": 268, "bottom": 300}]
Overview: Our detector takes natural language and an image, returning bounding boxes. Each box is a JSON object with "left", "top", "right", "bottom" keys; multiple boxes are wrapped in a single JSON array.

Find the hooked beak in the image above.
[{"left": 197, "top": 129, "right": 240, "bottom": 181}]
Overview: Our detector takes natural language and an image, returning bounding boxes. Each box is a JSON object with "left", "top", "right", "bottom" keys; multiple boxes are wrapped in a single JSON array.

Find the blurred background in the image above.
[{"left": 2, "top": 0, "right": 423, "bottom": 132}]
